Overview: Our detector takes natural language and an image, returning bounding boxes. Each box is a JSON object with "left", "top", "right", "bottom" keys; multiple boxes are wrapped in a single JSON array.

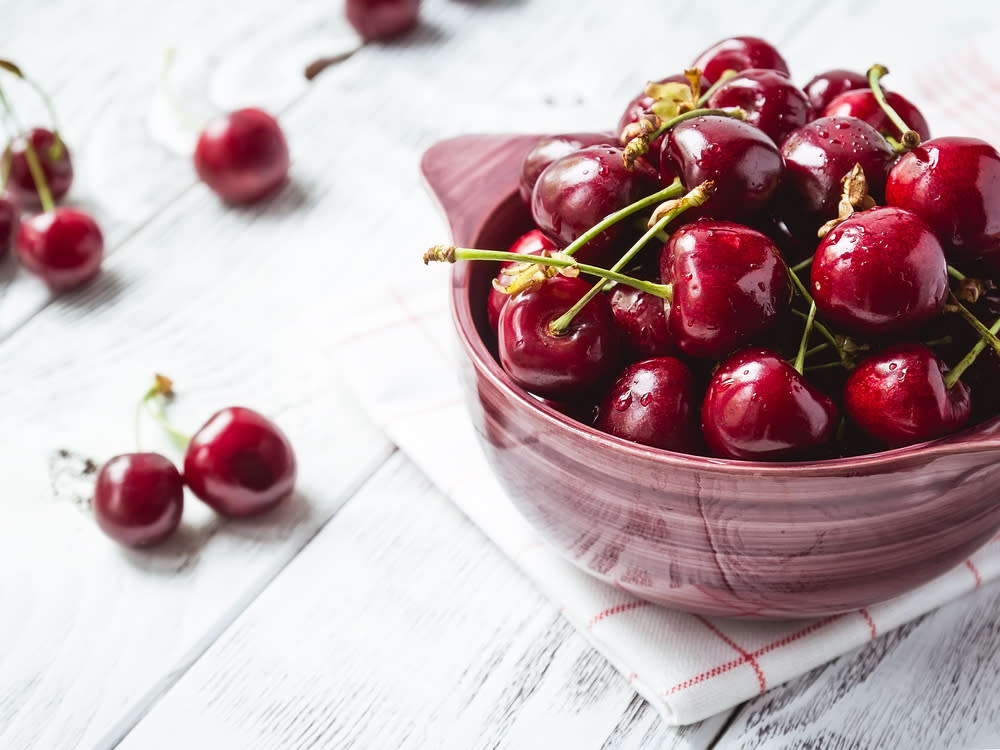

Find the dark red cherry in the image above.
[
  {"left": 802, "top": 69, "right": 869, "bottom": 113},
  {"left": 486, "top": 229, "right": 558, "bottom": 333},
  {"left": 16, "top": 207, "right": 103, "bottom": 290},
  {"left": 690, "top": 36, "right": 789, "bottom": 85},
  {"left": 811, "top": 207, "right": 947, "bottom": 336},
  {"left": 608, "top": 282, "right": 675, "bottom": 362},
  {"left": 823, "top": 89, "right": 931, "bottom": 142},
  {"left": 706, "top": 68, "right": 810, "bottom": 145},
  {"left": 660, "top": 115, "right": 782, "bottom": 222},
  {"left": 498, "top": 275, "right": 621, "bottom": 400},
  {"left": 778, "top": 116, "right": 896, "bottom": 235},
  {"left": 345, "top": 0, "right": 419, "bottom": 40},
  {"left": 184, "top": 407, "right": 297, "bottom": 518},
  {"left": 94, "top": 453, "right": 184, "bottom": 548},
  {"left": 531, "top": 145, "right": 659, "bottom": 266},
  {"left": 2, "top": 128, "right": 73, "bottom": 207},
  {"left": 519, "top": 133, "right": 613, "bottom": 205},
  {"left": 701, "top": 348, "right": 837, "bottom": 460},
  {"left": 885, "top": 137, "right": 1000, "bottom": 276},
  {"left": 660, "top": 220, "right": 790, "bottom": 359},
  {"left": 844, "top": 344, "right": 971, "bottom": 448},
  {"left": 615, "top": 73, "right": 708, "bottom": 168},
  {"left": 194, "top": 108, "right": 290, "bottom": 204},
  {"left": 0, "top": 194, "right": 18, "bottom": 258},
  {"left": 594, "top": 357, "right": 697, "bottom": 451}
]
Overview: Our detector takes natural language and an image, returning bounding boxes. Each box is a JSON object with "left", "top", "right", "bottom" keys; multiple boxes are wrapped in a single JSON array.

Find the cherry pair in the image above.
[{"left": 94, "top": 377, "right": 297, "bottom": 548}]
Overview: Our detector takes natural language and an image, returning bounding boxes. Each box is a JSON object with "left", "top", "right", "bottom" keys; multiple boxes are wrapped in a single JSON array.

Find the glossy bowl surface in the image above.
[{"left": 422, "top": 134, "right": 1000, "bottom": 619}]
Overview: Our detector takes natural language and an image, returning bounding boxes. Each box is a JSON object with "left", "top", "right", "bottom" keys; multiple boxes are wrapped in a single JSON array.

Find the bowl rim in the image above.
[{"left": 449, "top": 196, "right": 1000, "bottom": 478}]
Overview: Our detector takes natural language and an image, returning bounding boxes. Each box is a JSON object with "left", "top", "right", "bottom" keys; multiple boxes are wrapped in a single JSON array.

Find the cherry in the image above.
[
  {"left": 194, "top": 108, "right": 290, "bottom": 204},
  {"left": 2, "top": 128, "right": 73, "bottom": 207},
  {"left": 184, "top": 407, "right": 297, "bottom": 518},
  {"left": 0, "top": 194, "right": 18, "bottom": 258},
  {"left": 519, "top": 132, "right": 613, "bottom": 205},
  {"left": 615, "top": 73, "right": 707, "bottom": 168},
  {"left": 593, "top": 357, "right": 697, "bottom": 451},
  {"left": 705, "top": 69, "right": 811, "bottom": 145},
  {"left": 701, "top": 348, "right": 837, "bottom": 460},
  {"left": 16, "top": 207, "right": 103, "bottom": 290},
  {"left": 777, "top": 116, "right": 896, "bottom": 236},
  {"left": 660, "top": 220, "right": 790, "bottom": 359},
  {"left": 345, "top": 0, "right": 420, "bottom": 41},
  {"left": 486, "top": 229, "right": 558, "bottom": 333},
  {"left": 608, "top": 281, "right": 675, "bottom": 362},
  {"left": 497, "top": 275, "right": 621, "bottom": 400},
  {"left": 844, "top": 343, "right": 971, "bottom": 447},
  {"left": 660, "top": 115, "right": 782, "bottom": 222},
  {"left": 531, "top": 145, "right": 659, "bottom": 266},
  {"left": 885, "top": 137, "right": 1000, "bottom": 276},
  {"left": 690, "top": 36, "right": 790, "bottom": 85},
  {"left": 94, "top": 453, "right": 184, "bottom": 548},
  {"left": 823, "top": 89, "right": 931, "bottom": 142},
  {"left": 811, "top": 207, "right": 948, "bottom": 336},
  {"left": 802, "top": 69, "right": 869, "bottom": 113}
]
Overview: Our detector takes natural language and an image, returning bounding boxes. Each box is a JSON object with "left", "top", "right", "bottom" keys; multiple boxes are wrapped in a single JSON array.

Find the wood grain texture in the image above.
[{"left": 117, "top": 454, "right": 730, "bottom": 750}]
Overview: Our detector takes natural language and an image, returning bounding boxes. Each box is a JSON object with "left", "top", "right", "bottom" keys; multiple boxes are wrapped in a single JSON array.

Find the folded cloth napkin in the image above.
[{"left": 330, "top": 275, "right": 1000, "bottom": 726}]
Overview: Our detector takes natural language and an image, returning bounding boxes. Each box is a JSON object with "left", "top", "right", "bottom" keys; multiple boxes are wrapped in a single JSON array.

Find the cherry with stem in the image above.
[
  {"left": 622, "top": 106, "right": 746, "bottom": 169},
  {"left": 867, "top": 64, "right": 921, "bottom": 151}
]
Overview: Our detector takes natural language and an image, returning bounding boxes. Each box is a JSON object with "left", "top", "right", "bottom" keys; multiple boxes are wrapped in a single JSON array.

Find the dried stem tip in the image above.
[{"left": 423, "top": 245, "right": 457, "bottom": 264}]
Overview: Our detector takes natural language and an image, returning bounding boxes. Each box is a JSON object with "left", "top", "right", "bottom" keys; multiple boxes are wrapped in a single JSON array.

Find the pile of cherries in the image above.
[
  {"left": 94, "top": 376, "right": 297, "bottom": 548},
  {"left": 427, "top": 36, "right": 1000, "bottom": 461}
]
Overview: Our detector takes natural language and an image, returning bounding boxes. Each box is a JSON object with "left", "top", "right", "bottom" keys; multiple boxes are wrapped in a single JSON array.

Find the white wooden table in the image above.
[{"left": 2, "top": 1, "right": 1000, "bottom": 747}]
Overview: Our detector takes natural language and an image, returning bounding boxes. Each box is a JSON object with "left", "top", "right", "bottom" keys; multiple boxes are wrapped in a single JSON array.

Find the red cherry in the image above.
[
  {"left": 594, "top": 357, "right": 697, "bottom": 451},
  {"left": 345, "top": 0, "right": 419, "bottom": 41},
  {"left": 844, "top": 344, "right": 971, "bottom": 448},
  {"left": 0, "top": 194, "right": 18, "bottom": 258},
  {"left": 823, "top": 89, "right": 931, "bottom": 142},
  {"left": 184, "top": 407, "right": 297, "bottom": 518},
  {"left": 660, "top": 220, "right": 790, "bottom": 359},
  {"left": 701, "top": 348, "right": 837, "bottom": 460},
  {"left": 94, "top": 453, "right": 184, "bottom": 548},
  {"left": 802, "top": 69, "right": 869, "bottom": 113},
  {"left": 531, "top": 145, "right": 659, "bottom": 266},
  {"left": 519, "top": 133, "right": 613, "bottom": 205},
  {"left": 2, "top": 128, "right": 73, "bottom": 207},
  {"left": 885, "top": 136, "right": 1000, "bottom": 276},
  {"left": 705, "top": 68, "right": 811, "bottom": 145},
  {"left": 690, "top": 36, "right": 789, "bottom": 85},
  {"left": 498, "top": 276, "right": 621, "bottom": 400},
  {"left": 608, "top": 282, "right": 675, "bottom": 362},
  {"left": 811, "top": 207, "right": 947, "bottom": 337},
  {"left": 194, "top": 108, "right": 290, "bottom": 204},
  {"left": 486, "top": 229, "right": 558, "bottom": 333},
  {"left": 16, "top": 207, "right": 103, "bottom": 290},
  {"left": 778, "top": 116, "right": 896, "bottom": 235},
  {"left": 660, "top": 115, "right": 783, "bottom": 222}
]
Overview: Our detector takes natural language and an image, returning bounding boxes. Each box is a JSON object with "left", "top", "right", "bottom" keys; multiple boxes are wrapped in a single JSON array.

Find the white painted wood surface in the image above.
[{"left": 1, "top": 0, "right": 999, "bottom": 747}]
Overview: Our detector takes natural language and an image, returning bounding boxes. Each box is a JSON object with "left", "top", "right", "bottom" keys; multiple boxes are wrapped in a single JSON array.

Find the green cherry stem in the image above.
[
  {"left": 945, "top": 316, "right": 1000, "bottom": 390},
  {"left": 791, "top": 255, "right": 814, "bottom": 275},
  {"left": 792, "top": 300, "right": 818, "bottom": 374},
  {"left": 137, "top": 374, "right": 192, "bottom": 452},
  {"left": 423, "top": 246, "right": 673, "bottom": 299},
  {"left": 791, "top": 309, "right": 846, "bottom": 366},
  {"left": 947, "top": 265, "right": 966, "bottom": 282},
  {"left": 0, "top": 82, "right": 54, "bottom": 211},
  {"left": 695, "top": 69, "right": 738, "bottom": 106},
  {"left": 951, "top": 295, "right": 1000, "bottom": 355},
  {"left": 548, "top": 180, "right": 713, "bottom": 336},
  {"left": 867, "top": 64, "right": 920, "bottom": 150},
  {"left": 623, "top": 107, "right": 745, "bottom": 167}
]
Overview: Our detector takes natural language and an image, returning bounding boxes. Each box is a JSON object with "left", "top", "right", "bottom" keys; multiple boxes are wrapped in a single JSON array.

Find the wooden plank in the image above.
[
  {"left": 116, "top": 454, "right": 731, "bottom": 750},
  {"left": 713, "top": 580, "right": 1000, "bottom": 749}
]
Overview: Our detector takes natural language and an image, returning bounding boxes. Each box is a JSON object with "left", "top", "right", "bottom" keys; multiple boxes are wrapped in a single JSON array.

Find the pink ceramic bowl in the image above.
[{"left": 422, "top": 134, "right": 1000, "bottom": 619}]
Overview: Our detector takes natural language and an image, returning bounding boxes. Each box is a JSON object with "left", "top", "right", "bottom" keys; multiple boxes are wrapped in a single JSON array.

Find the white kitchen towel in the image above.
[{"left": 328, "top": 274, "right": 1000, "bottom": 726}]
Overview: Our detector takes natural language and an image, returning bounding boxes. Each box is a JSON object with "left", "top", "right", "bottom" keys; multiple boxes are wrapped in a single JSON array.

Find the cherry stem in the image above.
[
  {"left": 695, "top": 69, "right": 738, "bottom": 106},
  {"left": 562, "top": 179, "right": 683, "bottom": 258},
  {"left": 786, "top": 259, "right": 815, "bottom": 306},
  {"left": 866, "top": 64, "right": 920, "bottom": 150},
  {"left": 951, "top": 294, "right": 1000, "bottom": 355},
  {"left": 948, "top": 265, "right": 966, "bottom": 281},
  {"left": 792, "top": 300, "right": 817, "bottom": 374},
  {"left": 23, "top": 76, "right": 64, "bottom": 159},
  {"left": 161, "top": 48, "right": 206, "bottom": 133},
  {"left": 0, "top": 83, "right": 55, "bottom": 211},
  {"left": 548, "top": 181, "right": 713, "bottom": 336},
  {"left": 805, "top": 343, "right": 830, "bottom": 358},
  {"left": 805, "top": 361, "right": 845, "bottom": 373},
  {"left": 623, "top": 107, "right": 745, "bottom": 168},
  {"left": 791, "top": 309, "right": 846, "bottom": 365},
  {"left": 424, "top": 246, "right": 673, "bottom": 299},
  {"left": 791, "top": 255, "right": 814, "bottom": 275},
  {"left": 137, "top": 374, "right": 192, "bottom": 452},
  {"left": 945, "top": 316, "right": 1000, "bottom": 389}
]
